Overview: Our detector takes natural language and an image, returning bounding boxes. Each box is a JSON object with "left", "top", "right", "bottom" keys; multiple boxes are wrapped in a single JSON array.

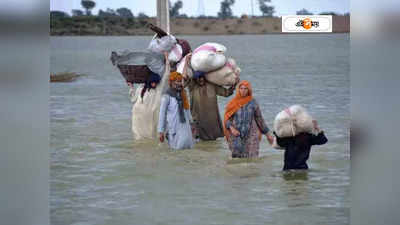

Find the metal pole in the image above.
[
  {"left": 157, "top": 0, "right": 170, "bottom": 34},
  {"left": 251, "top": 0, "right": 254, "bottom": 17}
]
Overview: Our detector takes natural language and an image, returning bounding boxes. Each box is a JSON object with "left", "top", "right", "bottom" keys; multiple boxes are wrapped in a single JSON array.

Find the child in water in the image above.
[{"left": 274, "top": 120, "right": 328, "bottom": 170}]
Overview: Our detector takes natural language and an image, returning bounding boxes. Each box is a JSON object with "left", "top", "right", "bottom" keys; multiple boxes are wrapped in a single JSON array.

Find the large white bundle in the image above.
[
  {"left": 202, "top": 42, "right": 227, "bottom": 53},
  {"left": 148, "top": 35, "right": 177, "bottom": 54},
  {"left": 130, "top": 63, "right": 170, "bottom": 140},
  {"left": 168, "top": 43, "right": 183, "bottom": 62},
  {"left": 191, "top": 43, "right": 227, "bottom": 72},
  {"left": 205, "top": 58, "right": 240, "bottom": 86},
  {"left": 176, "top": 55, "right": 193, "bottom": 78},
  {"left": 273, "top": 105, "right": 314, "bottom": 138}
]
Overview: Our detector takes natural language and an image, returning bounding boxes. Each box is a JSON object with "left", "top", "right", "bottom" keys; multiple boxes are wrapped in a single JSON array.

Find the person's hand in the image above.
[
  {"left": 312, "top": 120, "right": 320, "bottom": 132},
  {"left": 186, "top": 52, "right": 192, "bottom": 64},
  {"left": 266, "top": 133, "right": 274, "bottom": 145},
  {"left": 159, "top": 132, "right": 165, "bottom": 143},
  {"left": 230, "top": 127, "right": 240, "bottom": 137},
  {"left": 234, "top": 76, "right": 240, "bottom": 85},
  {"left": 163, "top": 51, "right": 169, "bottom": 59}
]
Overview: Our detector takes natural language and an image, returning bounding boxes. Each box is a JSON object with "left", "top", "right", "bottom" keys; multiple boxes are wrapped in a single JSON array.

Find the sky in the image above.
[{"left": 50, "top": 0, "right": 350, "bottom": 17}]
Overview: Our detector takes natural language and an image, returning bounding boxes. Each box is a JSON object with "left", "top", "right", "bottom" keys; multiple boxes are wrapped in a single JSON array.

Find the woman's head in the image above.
[
  {"left": 237, "top": 80, "right": 252, "bottom": 97},
  {"left": 150, "top": 82, "right": 157, "bottom": 88},
  {"left": 147, "top": 72, "right": 161, "bottom": 89}
]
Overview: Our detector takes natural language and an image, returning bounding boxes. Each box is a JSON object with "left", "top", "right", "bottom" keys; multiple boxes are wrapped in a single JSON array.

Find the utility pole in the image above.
[
  {"left": 156, "top": 0, "right": 170, "bottom": 33},
  {"left": 251, "top": 0, "right": 254, "bottom": 17}
]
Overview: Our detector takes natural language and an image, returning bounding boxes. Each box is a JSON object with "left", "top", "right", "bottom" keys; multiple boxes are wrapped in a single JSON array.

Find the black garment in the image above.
[{"left": 274, "top": 131, "right": 328, "bottom": 170}]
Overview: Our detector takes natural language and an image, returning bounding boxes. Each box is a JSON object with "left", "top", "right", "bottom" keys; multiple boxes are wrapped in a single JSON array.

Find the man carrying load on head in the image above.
[
  {"left": 182, "top": 53, "right": 236, "bottom": 141},
  {"left": 158, "top": 71, "right": 194, "bottom": 150}
]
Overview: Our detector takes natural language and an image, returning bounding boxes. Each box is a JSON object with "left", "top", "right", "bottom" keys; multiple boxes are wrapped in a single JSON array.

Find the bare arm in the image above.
[{"left": 215, "top": 84, "right": 235, "bottom": 97}]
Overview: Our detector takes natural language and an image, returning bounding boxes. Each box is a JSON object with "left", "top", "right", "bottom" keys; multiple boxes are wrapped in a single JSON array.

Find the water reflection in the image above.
[{"left": 282, "top": 170, "right": 309, "bottom": 181}]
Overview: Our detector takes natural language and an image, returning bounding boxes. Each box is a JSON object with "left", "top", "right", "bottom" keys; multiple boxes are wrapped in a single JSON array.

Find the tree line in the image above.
[{"left": 51, "top": 0, "right": 347, "bottom": 20}]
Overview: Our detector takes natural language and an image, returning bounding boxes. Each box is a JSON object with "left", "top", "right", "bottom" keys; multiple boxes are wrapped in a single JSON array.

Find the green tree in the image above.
[
  {"left": 50, "top": 11, "right": 69, "bottom": 19},
  {"left": 71, "top": 9, "right": 84, "bottom": 17},
  {"left": 116, "top": 7, "right": 134, "bottom": 18},
  {"left": 169, "top": 0, "right": 183, "bottom": 17},
  {"left": 258, "top": 0, "right": 274, "bottom": 17},
  {"left": 138, "top": 12, "right": 149, "bottom": 19},
  {"left": 296, "top": 8, "right": 313, "bottom": 15},
  {"left": 98, "top": 8, "right": 118, "bottom": 18},
  {"left": 319, "top": 11, "right": 338, "bottom": 16},
  {"left": 218, "top": 0, "right": 235, "bottom": 19},
  {"left": 81, "top": 0, "right": 96, "bottom": 16}
]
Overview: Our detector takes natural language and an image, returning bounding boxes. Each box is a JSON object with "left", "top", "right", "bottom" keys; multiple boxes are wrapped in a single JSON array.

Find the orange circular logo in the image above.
[{"left": 303, "top": 18, "right": 312, "bottom": 29}]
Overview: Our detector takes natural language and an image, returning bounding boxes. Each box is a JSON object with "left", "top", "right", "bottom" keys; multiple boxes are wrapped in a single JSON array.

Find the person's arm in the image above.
[
  {"left": 225, "top": 116, "right": 240, "bottom": 137},
  {"left": 158, "top": 95, "right": 169, "bottom": 142},
  {"left": 254, "top": 104, "right": 274, "bottom": 144},
  {"left": 310, "top": 131, "right": 328, "bottom": 145},
  {"left": 128, "top": 83, "right": 140, "bottom": 104},
  {"left": 254, "top": 103, "right": 270, "bottom": 135},
  {"left": 215, "top": 84, "right": 235, "bottom": 97},
  {"left": 182, "top": 53, "right": 192, "bottom": 88},
  {"left": 310, "top": 120, "right": 328, "bottom": 145}
]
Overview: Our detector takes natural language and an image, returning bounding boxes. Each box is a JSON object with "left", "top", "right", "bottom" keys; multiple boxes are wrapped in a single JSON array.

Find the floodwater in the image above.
[{"left": 50, "top": 34, "right": 349, "bottom": 225}]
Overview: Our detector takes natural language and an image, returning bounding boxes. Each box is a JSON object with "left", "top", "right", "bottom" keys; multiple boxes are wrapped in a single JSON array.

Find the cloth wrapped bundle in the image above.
[
  {"left": 273, "top": 105, "right": 314, "bottom": 138},
  {"left": 168, "top": 43, "right": 183, "bottom": 63},
  {"left": 190, "top": 42, "right": 227, "bottom": 72},
  {"left": 204, "top": 58, "right": 240, "bottom": 86},
  {"left": 147, "top": 35, "right": 177, "bottom": 54}
]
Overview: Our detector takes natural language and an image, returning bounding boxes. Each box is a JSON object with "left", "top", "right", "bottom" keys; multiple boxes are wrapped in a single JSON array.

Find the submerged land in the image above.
[{"left": 50, "top": 16, "right": 349, "bottom": 36}]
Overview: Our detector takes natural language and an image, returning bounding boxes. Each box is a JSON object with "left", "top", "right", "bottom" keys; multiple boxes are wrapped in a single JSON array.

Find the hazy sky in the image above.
[{"left": 51, "top": 0, "right": 349, "bottom": 17}]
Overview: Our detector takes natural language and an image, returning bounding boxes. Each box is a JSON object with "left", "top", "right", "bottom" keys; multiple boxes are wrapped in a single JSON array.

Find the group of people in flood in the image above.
[{"left": 128, "top": 51, "right": 327, "bottom": 171}]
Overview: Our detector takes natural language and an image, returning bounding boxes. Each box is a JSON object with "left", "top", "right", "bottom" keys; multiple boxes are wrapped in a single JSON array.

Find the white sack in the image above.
[
  {"left": 191, "top": 43, "right": 227, "bottom": 72},
  {"left": 168, "top": 44, "right": 183, "bottom": 62},
  {"left": 201, "top": 42, "right": 227, "bottom": 53},
  {"left": 273, "top": 105, "right": 314, "bottom": 138},
  {"left": 205, "top": 58, "right": 240, "bottom": 86},
  {"left": 148, "top": 35, "right": 177, "bottom": 54}
]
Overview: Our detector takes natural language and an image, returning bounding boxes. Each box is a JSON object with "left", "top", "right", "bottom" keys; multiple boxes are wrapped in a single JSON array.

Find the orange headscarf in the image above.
[
  {"left": 223, "top": 80, "right": 253, "bottom": 139},
  {"left": 169, "top": 72, "right": 189, "bottom": 110}
]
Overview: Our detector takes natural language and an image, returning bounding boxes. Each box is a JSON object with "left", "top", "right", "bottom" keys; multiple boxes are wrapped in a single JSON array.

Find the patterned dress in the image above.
[{"left": 225, "top": 99, "right": 270, "bottom": 158}]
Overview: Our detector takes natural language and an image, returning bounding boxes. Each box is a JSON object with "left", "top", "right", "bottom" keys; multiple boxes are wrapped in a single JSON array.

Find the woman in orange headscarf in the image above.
[{"left": 224, "top": 80, "right": 274, "bottom": 158}]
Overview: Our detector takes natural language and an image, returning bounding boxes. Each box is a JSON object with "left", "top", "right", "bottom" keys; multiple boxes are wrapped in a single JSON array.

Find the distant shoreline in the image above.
[{"left": 51, "top": 16, "right": 349, "bottom": 36}]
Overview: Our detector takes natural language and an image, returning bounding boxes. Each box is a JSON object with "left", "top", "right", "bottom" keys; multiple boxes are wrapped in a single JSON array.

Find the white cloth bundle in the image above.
[
  {"left": 191, "top": 42, "right": 227, "bottom": 72},
  {"left": 148, "top": 35, "right": 177, "bottom": 54},
  {"left": 168, "top": 43, "right": 183, "bottom": 63},
  {"left": 205, "top": 58, "right": 240, "bottom": 86},
  {"left": 273, "top": 105, "right": 314, "bottom": 138}
]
